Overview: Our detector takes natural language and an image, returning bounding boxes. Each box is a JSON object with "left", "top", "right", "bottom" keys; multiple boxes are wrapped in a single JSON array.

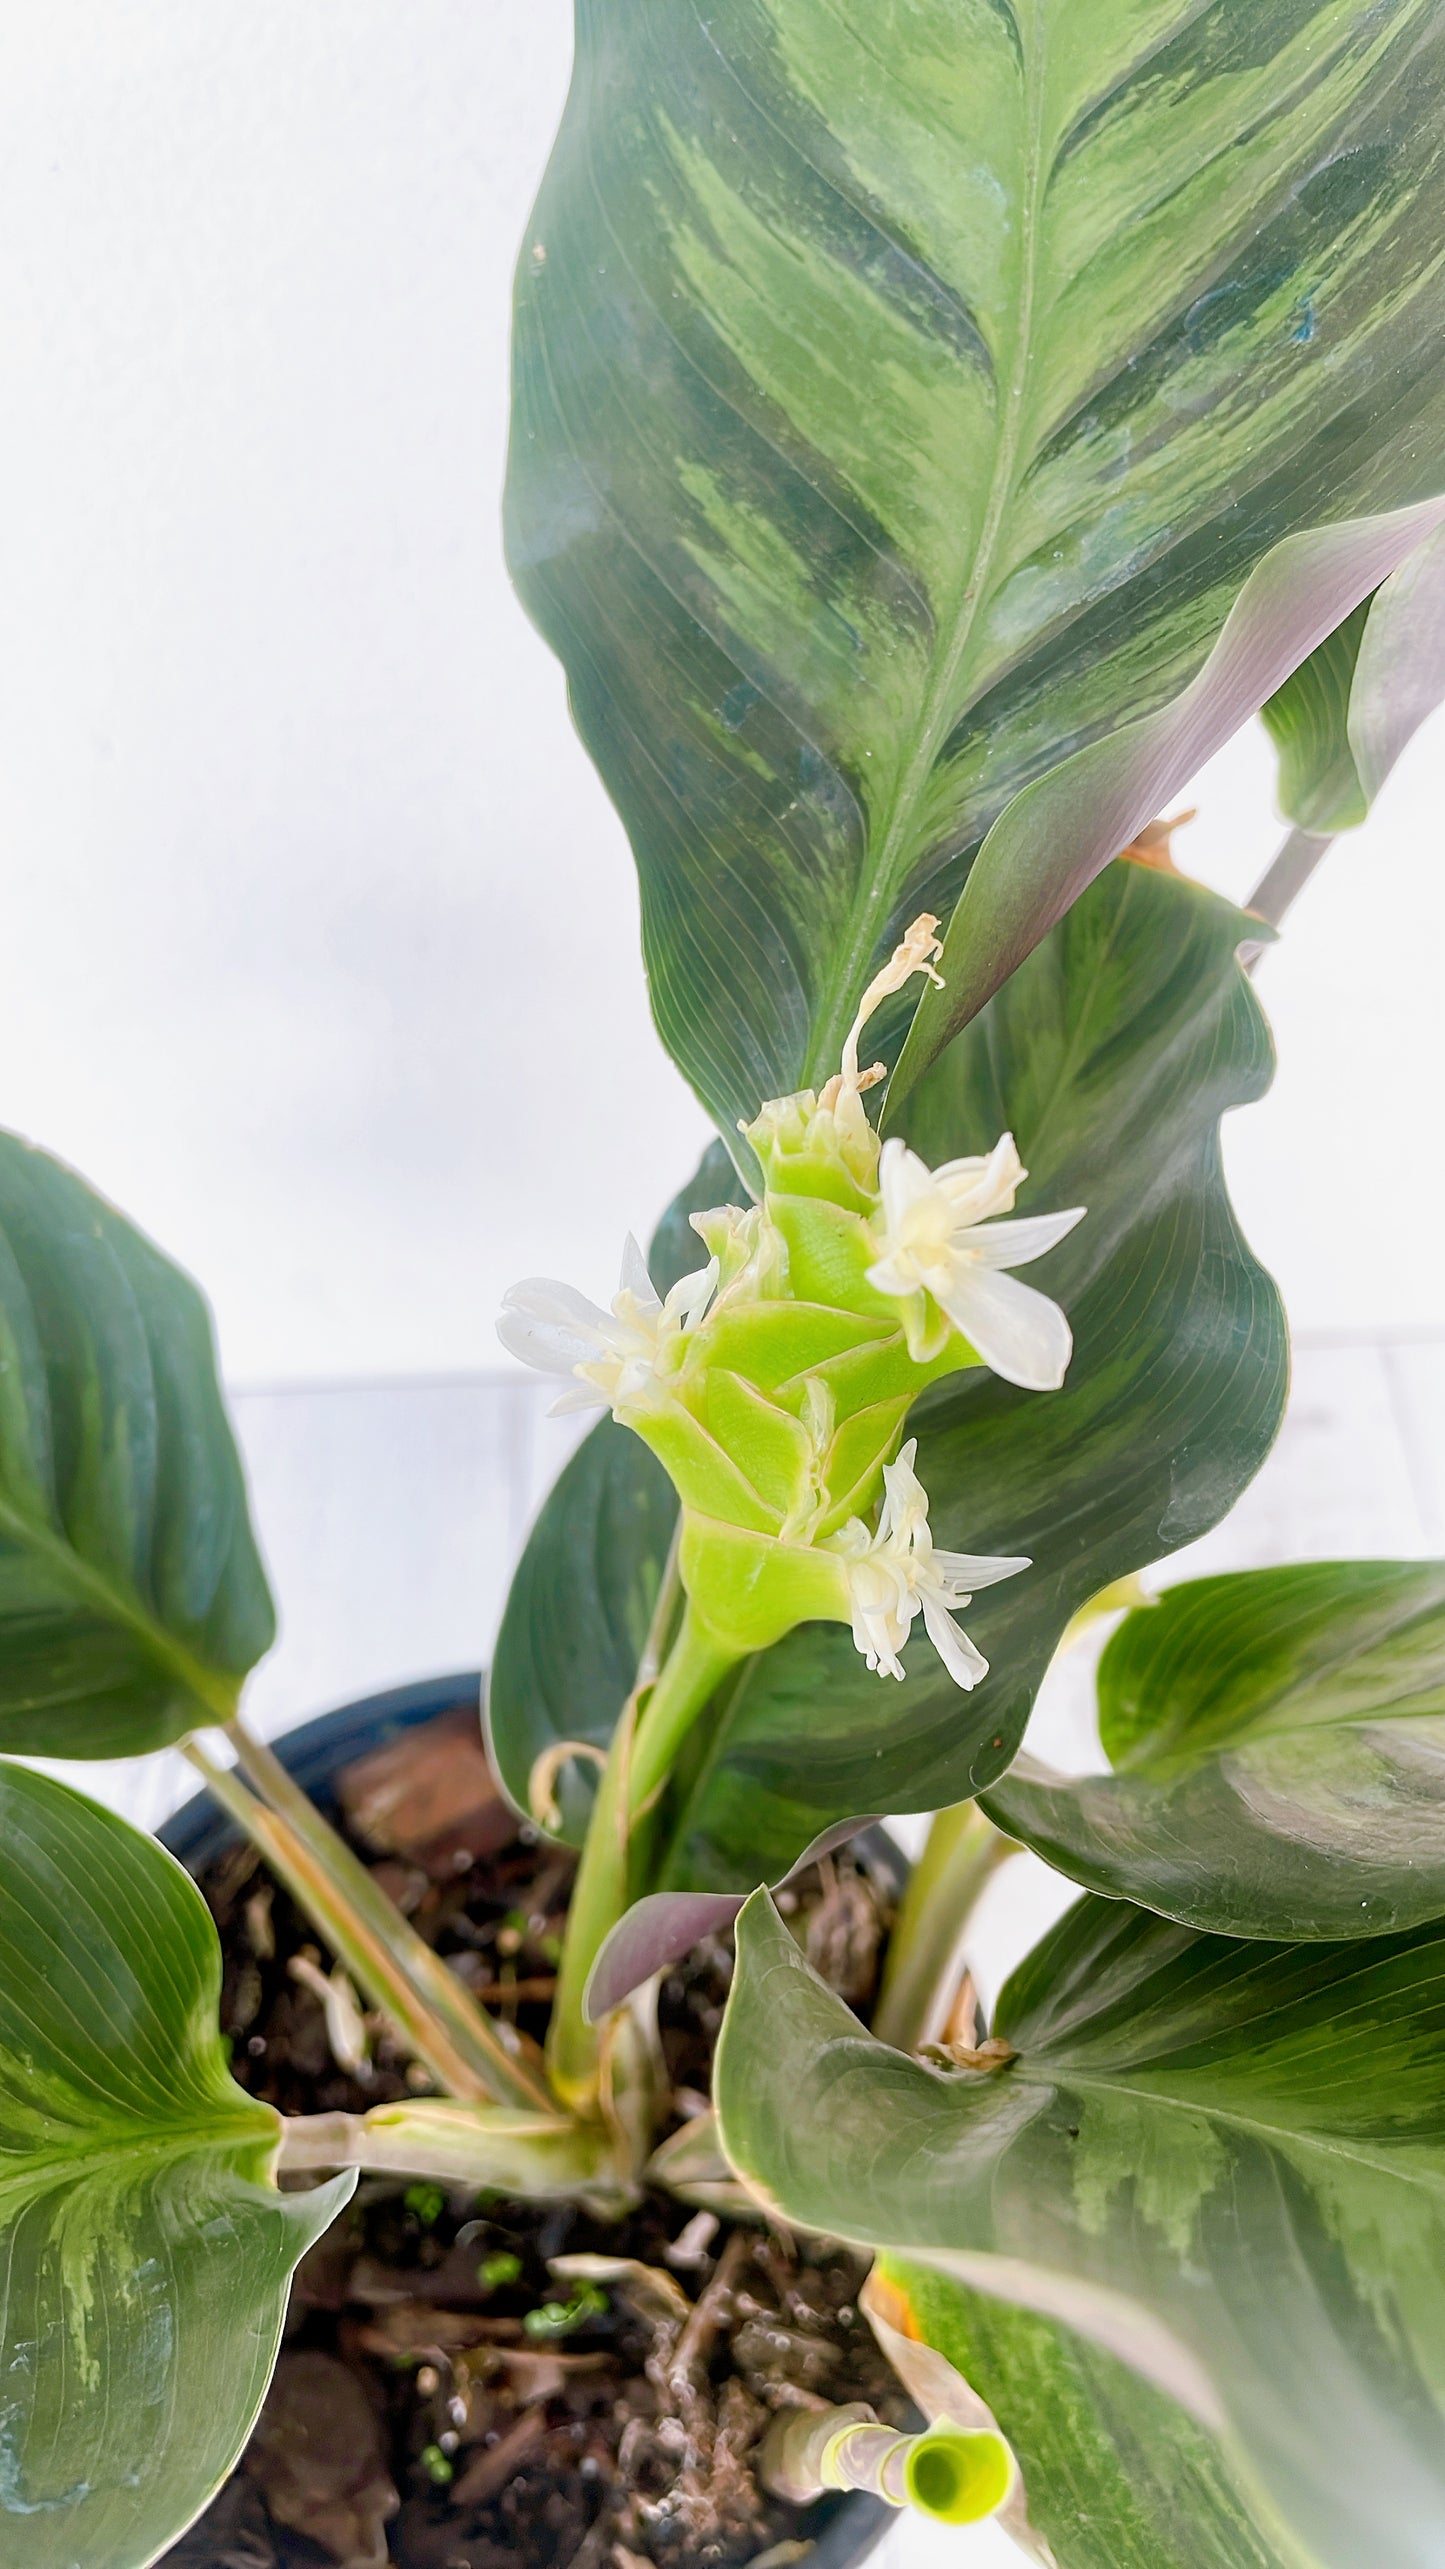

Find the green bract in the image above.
[{"left": 622, "top": 1075, "right": 990, "bottom": 1659}]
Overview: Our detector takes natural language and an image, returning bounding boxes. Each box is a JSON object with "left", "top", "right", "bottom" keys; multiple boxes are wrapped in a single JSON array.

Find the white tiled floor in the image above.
[{"left": 71, "top": 1335, "right": 1445, "bottom": 2568}]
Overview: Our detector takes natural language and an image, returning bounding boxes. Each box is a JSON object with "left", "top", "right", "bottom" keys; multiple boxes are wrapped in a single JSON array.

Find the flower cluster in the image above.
[{"left": 499, "top": 919, "right": 1083, "bottom": 1694}]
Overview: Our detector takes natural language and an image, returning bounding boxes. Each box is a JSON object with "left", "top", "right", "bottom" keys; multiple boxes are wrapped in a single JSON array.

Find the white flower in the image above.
[
  {"left": 498, "top": 1235, "right": 717, "bottom": 1415},
  {"left": 866, "top": 1133, "right": 1084, "bottom": 1391},
  {"left": 828, "top": 1440, "right": 1028, "bottom": 1689}
]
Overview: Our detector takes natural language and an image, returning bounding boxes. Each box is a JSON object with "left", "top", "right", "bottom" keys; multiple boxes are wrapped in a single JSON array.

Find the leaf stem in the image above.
[
  {"left": 627, "top": 1607, "right": 738, "bottom": 1820},
  {"left": 546, "top": 1697, "right": 639, "bottom": 2115},
  {"left": 871, "top": 1802, "right": 1017, "bottom": 2054},
  {"left": 192, "top": 1725, "right": 555, "bottom": 2114},
  {"left": 274, "top": 2100, "right": 624, "bottom": 2208},
  {"left": 1244, "top": 825, "right": 1336, "bottom": 946},
  {"left": 547, "top": 1599, "right": 739, "bottom": 2116}
]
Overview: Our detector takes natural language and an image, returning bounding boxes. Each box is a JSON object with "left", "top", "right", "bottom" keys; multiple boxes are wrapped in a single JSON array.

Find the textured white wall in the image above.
[{"left": 0, "top": 2, "right": 1440, "bottom": 1387}]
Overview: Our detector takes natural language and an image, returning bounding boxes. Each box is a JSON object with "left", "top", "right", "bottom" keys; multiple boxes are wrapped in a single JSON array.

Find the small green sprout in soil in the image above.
[{"left": 523, "top": 2282, "right": 609, "bottom": 2339}]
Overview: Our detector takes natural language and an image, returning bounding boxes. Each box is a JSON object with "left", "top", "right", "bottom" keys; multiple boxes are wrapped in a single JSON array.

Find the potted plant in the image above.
[{"left": 2, "top": 7, "right": 1445, "bottom": 2565}]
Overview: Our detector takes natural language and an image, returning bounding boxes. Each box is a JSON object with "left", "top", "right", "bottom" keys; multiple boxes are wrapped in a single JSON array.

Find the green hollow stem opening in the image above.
[{"left": 902, "top": 2428, "right": 1013, "bottom": 2525}]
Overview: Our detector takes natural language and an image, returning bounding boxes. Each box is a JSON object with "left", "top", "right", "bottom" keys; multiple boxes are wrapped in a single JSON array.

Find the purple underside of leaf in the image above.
[
  {"left": 1351, "top": 518, "right": 1445, "bottom": 799},
  {"left": 582, "top": 1814, "right": 881, "bottom": 2022},
  {"left": 891, "top": 497, "right": 1445, "bottom": 1104}
]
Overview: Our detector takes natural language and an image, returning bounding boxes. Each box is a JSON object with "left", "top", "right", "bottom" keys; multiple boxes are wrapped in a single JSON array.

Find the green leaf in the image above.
[
  {"left": 0, "top": 1134, "right": 274, "bottom": 1757},
  {"left": 0, "top": 1760, "right": 352, "bottom": 2568},
  {"left": 657, "top": 859, "right": 1285, "bottom": 1889},
  {"left": 1262, "top": 599, "right": 1375, "bottom": 833},
  {"left": 486, "top": 1415, "right": 677, "bottom": 1842},
  {"left": 871, "top": 2258, "right": 1297, "bottom": 2569},
  {"left": 508, "top": 1, "right": 1445, "bottom": 1134},
  {"left": 717, "top": 1887, "right": 1445, "bottom": 2569},
  {"left": 984, "top": 1561, "right": 1445, "bottom": 1939},
  {"left": 1262, "top": 521, "right": 1445, "bottom": 836}
]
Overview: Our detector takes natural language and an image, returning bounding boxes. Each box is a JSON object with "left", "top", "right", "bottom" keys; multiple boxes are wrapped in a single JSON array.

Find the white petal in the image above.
[
  {"left": 935, "top": 1133, "right": 1025, "bottom": 1225},
  {"left": 619, "top": 1233, "right": 661, "bottom": 1311},
  {"left": 496, "top": 1306, "right": 600, "bottom": 1376},
  {"left": 539, "top": 1387, "right": 606, "bottom": 1428},
  {"left": 931, "top": 1549, "right": 1031, "bottom": 1594},
  {"left": 663, "top": 1255, "right": 719, "bottom": 1331},
  {"left": 864, "top": 1249, "right": 920, "bottom": 1299},
  {"left": 877, "top": 1137, "right": 937, "bottom": 1228},
  {"left": 503, "top": 1277, "right": 615, "bottom": 1337},
  {"left": 937, "top": 1265, "right": 1074, "bottom": 1391},
  {"left": 921, "top": 1593, "right": 989, "bottom": 1689},
  {"left": 968, "top": 1207, "right": 1086, "bottom": 1271}
]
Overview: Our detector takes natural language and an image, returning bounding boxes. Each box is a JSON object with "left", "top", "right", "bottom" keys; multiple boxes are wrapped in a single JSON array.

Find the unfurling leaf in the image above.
[
  {"left": 867, "top": 2260, "right": 1295, "bottom": 2569},
  {"left": 1263, "top": 520, "right": 1445, "bottom": 835}
]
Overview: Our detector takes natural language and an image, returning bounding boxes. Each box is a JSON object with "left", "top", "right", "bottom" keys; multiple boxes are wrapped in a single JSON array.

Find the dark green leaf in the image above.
[
  {"left": 717, "top": 1887, "right": 1445, "bottom": 2569},
  {"left": 0, "top": 1761, "right": 352, "bottom": 2567},
  {"left": 0, "top": 1135, "right": 274, "bottom": 1757},
  {"left": 985, "top": 1561, "right": 1445, "bottom": 1938},
  {"left": 486, "top": 1416, "right": 676, "bottom": 1842},
  {"left": 873, "top": 2258, "right": 1295, "bottom": 2569},
  {"left": 658, "top": 860, "right": 1285, "bottom": 1889},
  {"left": 508, "top": 1, "right": 1445, "bottom": 1133}
]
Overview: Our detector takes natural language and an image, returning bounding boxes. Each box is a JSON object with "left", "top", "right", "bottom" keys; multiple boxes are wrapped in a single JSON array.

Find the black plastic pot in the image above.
[{"left": 160, "top": 1672, "right": 895, "bottom": 2569}]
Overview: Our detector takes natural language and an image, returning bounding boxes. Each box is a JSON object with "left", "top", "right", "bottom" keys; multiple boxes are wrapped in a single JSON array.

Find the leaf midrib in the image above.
[
  {"left": 803, "top": 0, "right": 1051, "bottom": 1087},
  {"left": 0, "top": 1486, "right": 239, "bottom": 1727}
]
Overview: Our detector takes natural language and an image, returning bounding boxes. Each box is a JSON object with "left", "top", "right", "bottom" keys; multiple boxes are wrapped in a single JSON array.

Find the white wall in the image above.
[{"left": 0, "top": 1, "right": 1440, "bottom": 1389}]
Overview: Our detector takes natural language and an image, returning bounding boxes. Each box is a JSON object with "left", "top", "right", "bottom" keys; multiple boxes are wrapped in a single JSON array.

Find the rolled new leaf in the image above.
[
  {"left": 1263, "top": 520, "right": 1445, "bottom": 835},
  {"left": 509, "top": 0, "right": 1445, "bottom": 1139},
  {"left": 762, "top": 2401, "right": 1014, "bottom": 2526},
  {"left": 0, "top": 1132, "right": 274, "bottom": 1756},
  {"left": 866, "top": 2260, "right": 1296, "bottom": 2569},
  {"left": 717, "top": 1887, "right": 1445, "bottom": 2569},
  {"left": 0, "top": 1760, "right": 353, "bottom": 2569},
  {"left": 892, "top": 500, "right": 1445, "bottom": 1098},
  {"left": 984, "top": 1560, "right": 1445, "bottom": 1938}
]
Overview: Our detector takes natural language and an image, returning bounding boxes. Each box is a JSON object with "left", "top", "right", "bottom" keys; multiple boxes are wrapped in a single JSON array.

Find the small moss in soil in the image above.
[{"left": 160, "top": 1708, "right": 906, "bottom": 2569}]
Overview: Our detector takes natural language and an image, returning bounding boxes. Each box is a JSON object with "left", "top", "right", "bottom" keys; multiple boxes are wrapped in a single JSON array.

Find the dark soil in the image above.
[{"left": 161, "top": 1704, "right": 908, "bottom": 2569}]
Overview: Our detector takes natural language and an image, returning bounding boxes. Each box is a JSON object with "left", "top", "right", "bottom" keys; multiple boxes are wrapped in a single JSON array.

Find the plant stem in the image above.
[
  {"left": 275, "top": 2099, "right": 623, "bottom": 2207},
  {"left": 871, "top": 1802, "right": 1017, "bottom": 2054},
  {"left": 1243, "top": 825, "right": 1335, "bottom": 957},
  {"left": 191, "top": 1728, "right": 554, "bottom": 2114},
  {"left": 626, "top": 1606, "right": 738, "bottom": 1819},
  {"left": 545, "top": 1696, "right": 639, "bottom": 2115},
  {"left": 546, "top": 1603, "right": 739, "bottom": 2116}
]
